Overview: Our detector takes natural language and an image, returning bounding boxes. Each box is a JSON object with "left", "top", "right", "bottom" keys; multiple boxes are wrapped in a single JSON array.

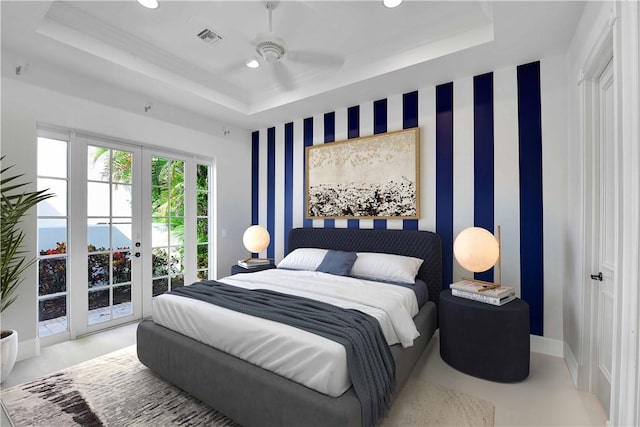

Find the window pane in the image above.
[
  {"left": 88, "top": 219, "right": 110, "bottom": 251},
  {"left": 39, "top": 257, "right": 67, "bottom": 296},
  {"left": 152, "top": 278, "right": 168, "bottom": 297},
  {"left": 170, "top": 247, "right": 183, "bottom": 274},
  {"left": 88, "top": 182, "right": 110, "bottom": 216},
  {"left": 113, "top": 285, "right": 132, "bottom": 319},
  {"left": 152, "top": 219, "right": 168, "bottom": 246},
  {"left": 197, "top": 218, "right": 208, "bottom": 243},
  {"left": 152, "top": 248, "right": 169, "bottom": 278},
  {"left": 88, "top": 146, "right": 110, "bottom": 182},
  {"left": 38, "top": 138, "right": 67, "bottom": 178},
  {"left": 197, "top": 192, "right": 208, "bottom": 216},
  {"left": 197, "top": 164, "right": 208, "bottom": 191},
  {"left": 113, "top": 222, "right": 132, "bottom": 249},
  {"left": 88, "top": 253, "right": 109, "bottom": 288},
  {"left": 112, "top": 184, "right": 132, "bottom": 217},
  {"left": 111, "top": 151, "right": 132, "bottom": 184},
  {"left": 197, "top": 270, "right": 209, "bottom": 280},
  {"left": 38, "top": 219, "right": 67, "bottom": 253},
  {"left": 37, "top": 178, "right": 67, "bottom": 216},
  {"left": 38, "top": 295, "right": 67, "bottom": 322},
  {"left": 151, "top": 157, "right": 169, "bottom": 187},
  {"left": 170, "top": 189, "right": 184, "bottom": 217},
  {"left": 171, "top": 161, "right": 184, "bottom": 184},
  {"left": 151, "top": 189, "right": 168, "bottom": 217},
  {"left": 197, "top": 244, "right": 208, "bottom": 270},
  {"left": 171, "top": 275, "right": 184, "bottom": 290},
  {"left": 170, "top": 219, "right": 184, "bottom": 246},
  {"left": 88, "top": 289, "right": 110, "bottom": 325},
  {"left": 112, "top": 251, "right": 131, "bottom": 284}
]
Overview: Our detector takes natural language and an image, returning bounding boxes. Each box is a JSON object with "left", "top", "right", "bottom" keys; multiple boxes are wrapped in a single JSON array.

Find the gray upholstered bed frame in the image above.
[{"left": 137, "top": 227, "right": 442, "bottom": 427}]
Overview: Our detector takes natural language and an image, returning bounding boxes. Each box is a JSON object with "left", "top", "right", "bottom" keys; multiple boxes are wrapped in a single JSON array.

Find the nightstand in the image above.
[
  {"left": 438, "top": 289, "right": 530, "bottom": 382},
  {"left": 231, "top": 263, "right": 275, "bottom": 275}
]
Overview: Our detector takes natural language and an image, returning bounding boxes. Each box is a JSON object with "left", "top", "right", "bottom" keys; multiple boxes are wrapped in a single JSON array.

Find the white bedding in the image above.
[{"left": 152, "top": 269, "right": 420, "bottom": 397}]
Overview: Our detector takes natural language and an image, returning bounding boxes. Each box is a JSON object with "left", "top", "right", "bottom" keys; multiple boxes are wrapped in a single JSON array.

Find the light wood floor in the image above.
[{"left": 1, "top": 322, "right": 607, "bottom": 426}]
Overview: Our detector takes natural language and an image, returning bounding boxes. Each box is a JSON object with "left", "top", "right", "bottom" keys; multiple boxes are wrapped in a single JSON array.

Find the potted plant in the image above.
[{"left": 1, "top": 156, "right": 53, "bottom": 383}]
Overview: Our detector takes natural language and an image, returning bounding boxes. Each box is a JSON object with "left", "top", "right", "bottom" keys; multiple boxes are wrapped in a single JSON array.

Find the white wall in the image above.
[{"left": 1, "top": 77, "right": 252, "bottom": 360}]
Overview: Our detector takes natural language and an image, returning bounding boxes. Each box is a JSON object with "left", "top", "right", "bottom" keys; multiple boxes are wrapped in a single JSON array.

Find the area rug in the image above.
[{"left": 1, "top": 346, "right": 494, "bottom": 427}]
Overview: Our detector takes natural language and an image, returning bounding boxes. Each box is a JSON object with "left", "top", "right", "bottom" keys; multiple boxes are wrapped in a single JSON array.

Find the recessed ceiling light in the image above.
[
  {"left": 383, "top": 0, "right": 403, "bottom": 8},
  {"left": 137, "top": 0, "right": 159, "bottom": 10},
  {"left": 246, "top": 59, "right": 260, "bottom": 69}
]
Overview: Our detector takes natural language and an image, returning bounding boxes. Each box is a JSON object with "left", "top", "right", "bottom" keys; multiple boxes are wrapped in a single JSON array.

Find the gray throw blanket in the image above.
[{"left": 170, "top": 280, "right": 396, "bottom": 427}]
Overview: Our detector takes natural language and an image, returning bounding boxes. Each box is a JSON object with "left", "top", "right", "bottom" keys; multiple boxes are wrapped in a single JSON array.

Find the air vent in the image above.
[{"left": 197, "top": 28, "right": 222, "bottom": 45}]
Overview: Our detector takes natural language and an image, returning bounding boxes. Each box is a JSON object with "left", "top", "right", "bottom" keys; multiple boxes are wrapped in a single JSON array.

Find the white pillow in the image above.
[
  {"left": 277, "top": 248, "right": 328, "bottom": 271},
  {"left": 349, "top": 252, "right": 423, "bottom": 284}
]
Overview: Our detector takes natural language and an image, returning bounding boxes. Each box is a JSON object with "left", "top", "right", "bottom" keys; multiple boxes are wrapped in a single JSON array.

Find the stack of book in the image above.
[
  {"left": 450, "top": 280, "right": 516, "bottom": 306},
  {"left": 237, "top": 258, "right": 272, "bottom": 269}
]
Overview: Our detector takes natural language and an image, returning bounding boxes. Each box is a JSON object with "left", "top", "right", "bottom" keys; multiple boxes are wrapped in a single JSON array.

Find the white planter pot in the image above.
[{"left": 0, "top": 329, "right": 18, "bottom": 383}]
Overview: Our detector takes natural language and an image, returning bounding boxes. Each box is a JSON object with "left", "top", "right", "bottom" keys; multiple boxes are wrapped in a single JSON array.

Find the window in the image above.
[
  {"left": 196, "top": 164, "right": 211, "bottom": 280},
  {"left": 37, "top": 136, "right": 69, "bottom": 337},
  {"left": 151, "top": 157, "right": 185, "bottom": 296}
]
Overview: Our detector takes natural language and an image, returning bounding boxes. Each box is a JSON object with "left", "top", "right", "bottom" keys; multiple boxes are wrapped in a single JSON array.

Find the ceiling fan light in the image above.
[
  {"left": 246, "top": 59, "right": 260, "bottom": 69},
  {"left": 383, "top": 0, "right": 403, "bottom": 8},
  {"left": 256, "top": 39, "right": 286, "bottom": 63},
  {"left": 137, "top": 0, "right": 159, "bottom": 9},
  {"left": 262, "top": 51, "right": 280, "bottom": 63}
]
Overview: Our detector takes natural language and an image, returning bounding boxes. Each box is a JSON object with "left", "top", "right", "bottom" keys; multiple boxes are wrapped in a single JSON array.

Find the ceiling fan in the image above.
[{"left": 248, "top": 1, "right": 345, "bottom": 90}]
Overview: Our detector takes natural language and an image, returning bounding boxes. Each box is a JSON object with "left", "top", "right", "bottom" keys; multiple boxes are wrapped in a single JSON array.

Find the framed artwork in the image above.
[{"left": 306, "top": 127, "right": 420, "bottom": 219}]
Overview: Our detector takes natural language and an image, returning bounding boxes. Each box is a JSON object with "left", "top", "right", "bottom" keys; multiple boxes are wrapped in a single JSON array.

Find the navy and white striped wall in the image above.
[{"left": 251, "top": 61, "right": 545, "bottom": 336}]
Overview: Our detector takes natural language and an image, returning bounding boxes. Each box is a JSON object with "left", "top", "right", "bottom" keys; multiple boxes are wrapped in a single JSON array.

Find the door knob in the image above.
[{"left": 590, "top": 272, "right": 603, "bottom": 281}]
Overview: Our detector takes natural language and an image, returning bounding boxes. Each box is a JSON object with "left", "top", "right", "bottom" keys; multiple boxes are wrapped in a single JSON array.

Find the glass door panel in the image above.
[
  {"left": 151, "top": 156, "right": 185, "bottom": 295},
  {"left": 196, "top": 164, "right": 211, "bottom": 280},
  {"left": 87, "top": 146, "right": 136, "bottom": 326}
]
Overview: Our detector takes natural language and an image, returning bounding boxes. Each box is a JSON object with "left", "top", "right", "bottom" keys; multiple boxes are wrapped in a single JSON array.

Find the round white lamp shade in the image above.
[
  {"left": 453, "top": 227, "right": 499, "bottom": 273},
  {"left": 243, "top": 225, "right": 270, "bottom": 253}
]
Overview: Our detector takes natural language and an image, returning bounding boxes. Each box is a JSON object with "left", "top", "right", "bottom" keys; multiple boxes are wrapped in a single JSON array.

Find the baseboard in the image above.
[
  {"left": 17, "top": 337, "right": 40, "bottom": 362},
  {"left": 530, "top": 334, "right": 564, "bottom": 358},
  {"left": 563, "top": 341, "right": 579, "bottom": 387}
]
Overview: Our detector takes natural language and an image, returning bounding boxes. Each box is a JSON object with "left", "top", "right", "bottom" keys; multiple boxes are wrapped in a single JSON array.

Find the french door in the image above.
[
  {"left": 38, "top": 131, "right": 212, "bottom": 340},
  {"left": 71, "top": 139, "right": 143, "bottom": 335}
]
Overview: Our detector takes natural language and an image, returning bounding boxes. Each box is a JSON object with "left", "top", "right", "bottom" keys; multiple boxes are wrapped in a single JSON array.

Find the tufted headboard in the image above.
[{"left": 288, "top": 227, "right": 443, "bottom": 306}]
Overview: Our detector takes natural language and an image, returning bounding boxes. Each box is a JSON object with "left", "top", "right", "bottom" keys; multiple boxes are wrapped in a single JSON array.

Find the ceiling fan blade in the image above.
[
  {"left": 272, "top": 62, "right": 296, "bottom": 91},
  {"left": 287, "top": 50, "right": 345, "bottom": 68}
]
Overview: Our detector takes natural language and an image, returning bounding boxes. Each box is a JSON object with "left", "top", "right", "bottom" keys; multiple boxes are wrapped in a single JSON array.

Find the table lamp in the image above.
[
  {"left": 453, "top": 225, "right": 501, "bottom": 288},
  {"left": 242, "top": 225, "right": 270, "bottom": 261}
]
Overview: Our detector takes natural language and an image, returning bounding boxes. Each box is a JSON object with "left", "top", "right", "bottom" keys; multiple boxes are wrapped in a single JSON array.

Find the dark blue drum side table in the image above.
[{"left": 439, "top": 289, "right": 530, "bottom": 382}]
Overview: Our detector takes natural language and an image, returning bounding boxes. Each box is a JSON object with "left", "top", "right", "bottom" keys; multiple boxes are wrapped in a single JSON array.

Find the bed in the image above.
[{"left": 137, "top": 227, "right": 442, "bottom": 427}]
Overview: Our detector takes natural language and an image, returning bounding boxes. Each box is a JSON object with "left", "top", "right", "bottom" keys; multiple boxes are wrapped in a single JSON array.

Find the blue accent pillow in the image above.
[{"left": 316, "top": 250, "right": 358, "bottom": 276}]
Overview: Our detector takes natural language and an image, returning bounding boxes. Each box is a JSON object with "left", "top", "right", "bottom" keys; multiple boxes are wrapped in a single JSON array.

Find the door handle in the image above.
[{"left": 590, "top": 272, "right": 603, "bottom": 281}]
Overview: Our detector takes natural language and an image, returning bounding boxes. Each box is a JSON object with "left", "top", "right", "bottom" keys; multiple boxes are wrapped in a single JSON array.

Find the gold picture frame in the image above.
[{"left": 306, "top": 127, "right": 420, "bottom": 220}]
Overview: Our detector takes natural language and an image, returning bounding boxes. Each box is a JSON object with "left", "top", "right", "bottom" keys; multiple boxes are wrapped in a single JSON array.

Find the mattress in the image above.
[{"left": 152, "top": 269, "right": 420, "bottom": 397}]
